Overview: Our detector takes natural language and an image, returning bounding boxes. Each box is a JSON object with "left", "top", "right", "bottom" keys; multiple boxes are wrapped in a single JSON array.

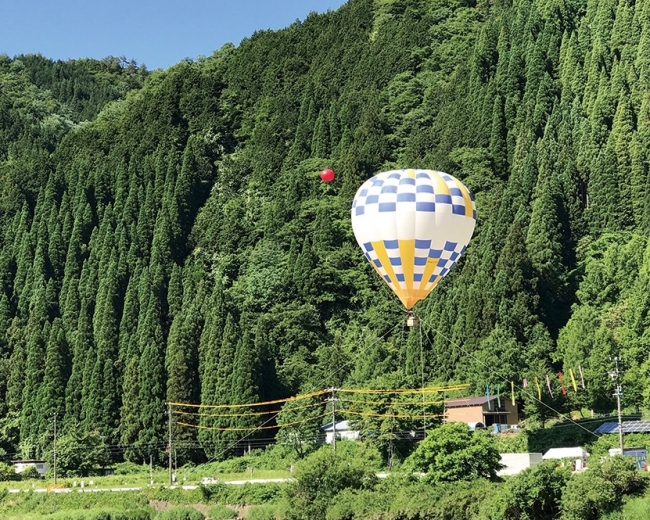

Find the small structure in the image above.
[
  {"left": 608, "top": 447, "right": 648, "bottom": 470},
  {"left": 445, "top": 396, "right": 519, "bottom": 429},
  {"left": 542, "top": 447, "right": 589, "bottom": 470},
  {"left": 498, "top": 453, "right": 543, "bottom": 476},
  {"left": 319, "top": 420, "right": 360, "bottom": 444},
  {"left": 12, "top": 460, "right": 49, "bottom": 477}
]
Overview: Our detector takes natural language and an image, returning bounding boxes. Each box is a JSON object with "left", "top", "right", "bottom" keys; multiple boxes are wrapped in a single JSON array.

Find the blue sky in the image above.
[{"left": 1, "top": 0, "right": 349, "bottom": 70}]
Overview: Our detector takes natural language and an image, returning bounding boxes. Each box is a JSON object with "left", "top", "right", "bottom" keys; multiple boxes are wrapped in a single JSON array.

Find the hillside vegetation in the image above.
[{"left": 1, "top": 0, "right": 650, "bottom": 466}]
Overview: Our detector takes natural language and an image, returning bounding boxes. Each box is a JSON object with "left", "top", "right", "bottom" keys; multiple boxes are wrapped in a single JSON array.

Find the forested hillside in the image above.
[{"left": 1, "top": 0, "right": 650, "bottom": 464}]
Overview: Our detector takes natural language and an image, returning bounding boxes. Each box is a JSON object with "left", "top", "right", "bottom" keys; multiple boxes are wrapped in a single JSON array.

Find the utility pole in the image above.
[
  {"left": 326, "top": 388, "right": 338, "bottom": 453},
  {"left": 168, "top": 404, "right": 173, "bottom": 487},
  {"left": 52, "top": 412, "right": 57, "bottom": 485},
  {"left": 610, "top": 357, "right": 624, "bottom": 454}
]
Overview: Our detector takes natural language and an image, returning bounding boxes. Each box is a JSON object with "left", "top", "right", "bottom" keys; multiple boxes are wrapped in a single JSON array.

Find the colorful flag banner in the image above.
[
  {"left": 523, "top": 378, "right": 528, "bottom": 387},
  {"left": 511, "top": 381, "right": 515, "bottom": 406},
  {"left": 486, "top": 384, "right": 492, "bottom": 411},
  {"left": 558, "top": 372, "right": 567, "bottom": 395},
  {"left": 578, "top": 365, "right": 586, "bottom": 389},
  {"left": 535, "top": 377, "right": 541, "bottom": 400},
  {"left": 496, "top": 385, "right": 501, "bottom": 408},
  {"left": 546, "top": 374, "right": 554, "bottom": 398},
  {"left": 569, "top": 368, "right": 578, "bottom": 392}
]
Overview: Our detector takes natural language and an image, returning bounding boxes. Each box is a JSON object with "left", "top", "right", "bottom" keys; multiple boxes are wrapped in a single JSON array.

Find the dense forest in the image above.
[{"left": 1, "top": 0, "right": 650, "bottom": 465}]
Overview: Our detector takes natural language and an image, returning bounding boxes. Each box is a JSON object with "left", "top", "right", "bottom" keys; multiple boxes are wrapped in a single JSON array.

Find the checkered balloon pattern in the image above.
[{"left": 351, "top": 169, "right": 477, "bottom": 309}]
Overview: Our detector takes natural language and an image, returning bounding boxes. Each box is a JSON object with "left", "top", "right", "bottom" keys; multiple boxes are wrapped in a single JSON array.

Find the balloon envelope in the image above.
[
  {"left": 351, "top": 169, "right": 476, "bottom": 309},
  {"left": 320, "top": 169, "right": 335, "bottom": 182}
]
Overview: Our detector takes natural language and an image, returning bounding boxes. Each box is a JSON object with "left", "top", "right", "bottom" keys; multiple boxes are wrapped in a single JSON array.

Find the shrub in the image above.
[
  {"left": 156, "top": 506, "right": 205, "bottom": 520},
  {"left": 479, "top": 460, "right": 571, "bottom": 519},
  {"left": 207, "top": 504, "right": 237, "bottom": 520},
  {"left": 283, "top": 448, "right": 378, "bottom": 519},
  {"left": 245, "top": 504, "right": 278, "bottom": 520},
  {"left": 407, "top": 422, "right": 502, "bottom": 483},
  {"left": 561, "top": 472, "right": 618, "bottom": 520},
  {"left": 19, "top": 465, "right": 42, "bottom": 480}
]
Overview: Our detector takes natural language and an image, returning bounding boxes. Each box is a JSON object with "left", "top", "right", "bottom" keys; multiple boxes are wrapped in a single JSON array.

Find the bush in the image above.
[
  {"left": 245, "top": 504, "right": 278, "bottom": 520},
  {"left": 479, "top": 460, "right": 572, "bottom": 519},
  {"left": 283, "top": 448, "right": 378, "bottom": 520},
  {"left": 156, "top": 506, "right": 205, "bottom": 520},
  {"left": 407, "top": 422, "right": 502, "bottom": 483},
  {"left": 115, "top": 462, "right": 149, "bottom": 475},
  {"left": 207, "top": 504, "right": 237, "bottom": 520},
  {"left": 19, "top": 465, "right": 42, "bottom": 480},
  {"left": 561, "top": 472, "right": 618, "bottom": 520}
]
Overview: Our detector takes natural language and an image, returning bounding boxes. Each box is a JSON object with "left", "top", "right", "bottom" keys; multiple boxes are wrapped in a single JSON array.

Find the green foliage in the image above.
[
  {"left": 2, "top": 0, "right": 650, "bottom": 474},
  {"left": 283, "top": 446, "right": 378, "bottom": 519},
  {"left": 560, "top": 456, "right": 647, "bottom": 520},
  {"left": 480, "top": 460, "right": 571, "bottom": 519},
  {"left": 206, "top": 505, "right": 237, "bottom": 520},
  {"left": 44, "top": 430, "right": 110, "bottom": 477},
  {"left": 244, "top": 505, "right": 278, "bottom": 520},
  {"left": 407, "top": 422, "right": 502, "bottom": 483},
  {"left": 155, "top": 507, "right": 204, "bottom": 520}
]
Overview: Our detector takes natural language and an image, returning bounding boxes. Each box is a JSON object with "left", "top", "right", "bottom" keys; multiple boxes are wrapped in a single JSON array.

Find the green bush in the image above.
[
  {"left": 245, "top": 504, "right": 278, "bottom": 520},
  {"left": 199, "top": 482, "right": 283, "bottom": 505},
  {"left": 19, "top": 465, "right": 42, "bottom": 480},
  {"left": 207, "top": 504, "right": 237, "bottom": 519},
  {"left": 479, "top": 460, "right": 572, "bottom": 519},
  {"left": 156, "top": 506, "right": 205, "bottom": 520},
  {"left": 561, "top": 472, "right": 618, "bottom": 520},
  {"left": 116, "top": 462, "right": 149, "bottom": 475},
  {"left": 283, "top": 448, "right": 378, "bottom": 520}
]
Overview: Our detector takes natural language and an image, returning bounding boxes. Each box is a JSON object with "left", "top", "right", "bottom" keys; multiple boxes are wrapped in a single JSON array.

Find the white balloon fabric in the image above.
[{"left": 351, "top": 169, "right": 476, "bottom": 309}]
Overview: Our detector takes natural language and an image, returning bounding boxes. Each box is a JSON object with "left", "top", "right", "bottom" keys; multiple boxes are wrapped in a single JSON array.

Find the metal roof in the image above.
[
  {"left": 446, "top": 396, "right": 497, "bottom": 408},
  {"left": 594, "top": 421, "right": 650, "bottom": 434}
]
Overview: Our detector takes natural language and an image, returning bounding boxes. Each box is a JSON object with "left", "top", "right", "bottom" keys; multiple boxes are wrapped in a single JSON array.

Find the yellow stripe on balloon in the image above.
[
  {"left": 431, "top": 171, "right": 451, "bottom": 196},
  {"left": 456, "top": 180, "right": 475, "bottom": 218},
  {"left": 417, "top": 254, "right": 440, "bottom": 292},
  {"left": 404, "top": 168, "right": 417, "bottom": 179},
  {"left": 399, "top": 239, "right": 415, "bottom": 295},
  {"left": 370, "top": 240, "right": 404, "bottom": 303}
]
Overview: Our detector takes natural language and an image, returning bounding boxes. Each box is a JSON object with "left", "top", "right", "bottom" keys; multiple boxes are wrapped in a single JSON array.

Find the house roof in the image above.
[
  {"left": 543, "top": 447, "right": 588, "bottom": 459},
  {"left": 594, "top": 421, "right": 650, "bottom": 434},
  {"left": 320, "top": 420, "right": 354, "bottom": 432},
  {"left": 446, "top": 396, "right": 497, "bottom": 408}
]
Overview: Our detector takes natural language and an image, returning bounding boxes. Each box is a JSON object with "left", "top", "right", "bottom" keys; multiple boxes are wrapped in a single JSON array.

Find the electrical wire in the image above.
[{"left": 419, "top": 318, "right": 602, "bottom": 439}]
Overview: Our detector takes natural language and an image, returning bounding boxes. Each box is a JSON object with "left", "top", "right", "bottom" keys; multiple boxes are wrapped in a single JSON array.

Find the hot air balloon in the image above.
[
  {"left": 320, "top": 168, "right": 335, "bottom": 182},
  {"left": 351, "top": 169, "right": 476, "bottom": 311}
]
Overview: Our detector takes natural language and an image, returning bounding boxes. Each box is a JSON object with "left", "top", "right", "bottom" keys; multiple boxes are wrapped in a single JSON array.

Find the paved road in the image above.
[
  {"left": 6, "top": 474, "right": 391, "bottom": 493},
  {"left": 6, "top": 478, "right": 292, "bottom": 494}
]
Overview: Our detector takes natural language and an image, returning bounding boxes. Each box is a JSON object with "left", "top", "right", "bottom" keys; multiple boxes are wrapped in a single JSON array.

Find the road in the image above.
[{"left": 6, "top": 474, "right": 390, "bottom": 494}]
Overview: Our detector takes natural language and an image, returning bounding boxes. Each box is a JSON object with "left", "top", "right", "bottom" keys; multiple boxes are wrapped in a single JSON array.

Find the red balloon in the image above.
[{"left": 319, "top": 169, "right": 335, "bottom": 182}]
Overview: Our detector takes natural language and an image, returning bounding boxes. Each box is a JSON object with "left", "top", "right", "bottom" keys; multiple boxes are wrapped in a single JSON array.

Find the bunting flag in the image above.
[
  {"left": 578, "top": 365, "right": 586, "bottom": 389},
  {"left": 496, "top": 385, "right": 501, "bottom": 408},
  {"left": 546, "top": 375, "right": 554, "bottom": 398},
  {"left": 558, "top": 372, "right": 567, "bottom": 395},
  {"left": 535, "top": 377, "right": 541, "bottom": 400},
  {"left": 486, "top": 384, "right": 492, "bottom": 410},
  {"left": 569, "top": 368, "right": 578, "bottom": 392},
  {"left": 511, "top": 381, "right": 516, "bottom": 406},
  {"left": 523, "top": 378, "right": 528, "bottom": 388}
]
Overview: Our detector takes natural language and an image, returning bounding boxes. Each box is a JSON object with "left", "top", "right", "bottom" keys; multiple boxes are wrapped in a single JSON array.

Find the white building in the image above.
[
  {"left": 319, "top": 420, "right": 360, "bottom": 444},
  {"left": 543, "top": 447, "right": 589, "bottom": 470},
  {"left": 498, "top": 453, "right": 543, "bottom": 476},
  {"left": 12, "top": 460, "right": 49, "bottom": 477}
]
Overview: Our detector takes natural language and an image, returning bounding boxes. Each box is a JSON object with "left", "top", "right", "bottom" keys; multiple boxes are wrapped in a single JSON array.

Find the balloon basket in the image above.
[{"left": 406, "top": 313, "right": 418, "bottom": 327}]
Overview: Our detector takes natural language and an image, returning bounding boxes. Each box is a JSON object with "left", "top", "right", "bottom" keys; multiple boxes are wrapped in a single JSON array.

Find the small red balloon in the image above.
[{"left": 319, "top": 169, "right": 335, "bottom": 183}]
